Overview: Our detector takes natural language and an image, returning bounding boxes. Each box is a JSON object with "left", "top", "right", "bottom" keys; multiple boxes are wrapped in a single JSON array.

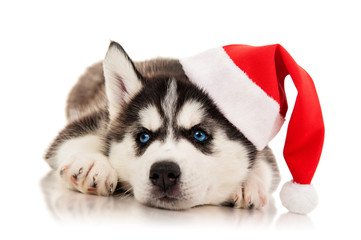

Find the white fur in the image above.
[
  {"left": 109, "top": 126, "right": 250, "bottom": 209},
  {"left": 103, "top": 44, "right": 143, "bottom": 122},
  {"left": 180, "top": 47, "right": 285, "bottom": 150},
  {"left": 108, "top": 134, "right": 136, "bottom": 183},
  {"left": 56, "top": 135, "right": 118, "bottom": 196},
  {"left": 161, "top": 78, "right": 178, "bottom": 135},
  {"left": 56, "top": 135, "right": 103, "bottom": 162},
  {"left": 280, "top": 181, "right": 318, "bottom": 214},
  {"left": 139, "top": 105, "right": 163, "bottom": 132},
  {"left": 162, "top": 78, "right": 178, "bottom": 117},
  {"left": 177, "top": 101, "right": 205, "bottom": 129},
  {"left": 233, "top": 158, "right": 273, "bottom": 209}
]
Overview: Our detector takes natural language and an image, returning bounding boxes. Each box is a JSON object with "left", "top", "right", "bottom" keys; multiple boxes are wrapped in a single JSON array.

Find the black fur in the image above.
[
  {"left": 46, "top": 42, "right": 257, "bottom": 170},
  {"left": 106, "top": 75, "right": 257, "bottom": 163}
]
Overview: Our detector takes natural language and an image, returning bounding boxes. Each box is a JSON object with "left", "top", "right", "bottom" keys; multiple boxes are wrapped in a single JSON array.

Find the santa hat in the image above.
[{"left": 179, "top": 44, "right": 325, "bottom": 214}]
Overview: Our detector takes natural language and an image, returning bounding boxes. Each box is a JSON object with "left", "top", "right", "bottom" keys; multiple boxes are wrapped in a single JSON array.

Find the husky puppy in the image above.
[{"left": 45, "top": 42, "right": 280, "bottom": 210}]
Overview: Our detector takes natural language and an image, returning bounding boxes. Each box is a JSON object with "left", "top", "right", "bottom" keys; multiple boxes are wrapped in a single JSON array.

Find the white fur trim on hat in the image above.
[
  {"left": 180, "top": 47, "right": 284, "bottom": 150},
  {"left": 280, "top": 180, "right": 318, "bottom": 214}
]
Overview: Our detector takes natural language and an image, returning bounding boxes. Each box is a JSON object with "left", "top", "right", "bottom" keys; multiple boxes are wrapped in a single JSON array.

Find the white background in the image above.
[{"left": 1, "top": 0, "right": 360, "bottom": 239}]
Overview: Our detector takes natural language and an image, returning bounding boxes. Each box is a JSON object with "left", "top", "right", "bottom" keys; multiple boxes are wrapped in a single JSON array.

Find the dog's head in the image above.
[{"left": 104, "top": 42, "right": 256, "bottom": 209}]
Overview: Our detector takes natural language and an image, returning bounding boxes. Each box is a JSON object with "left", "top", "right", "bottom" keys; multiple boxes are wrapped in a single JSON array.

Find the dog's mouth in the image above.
[
  {"left": 147, "top": 189, "right": 187, "bottom": 209},
  {"left": 149, "top": 179, "right": 183, "bottom": 201},
  {"left": 157, "top": 194, "right": 181, "bottom": 203}
]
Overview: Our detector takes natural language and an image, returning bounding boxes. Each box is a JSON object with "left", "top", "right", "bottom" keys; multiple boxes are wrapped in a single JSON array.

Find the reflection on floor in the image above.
[{"left": 40, "top": 171, "right": 314, "bottom": 229}]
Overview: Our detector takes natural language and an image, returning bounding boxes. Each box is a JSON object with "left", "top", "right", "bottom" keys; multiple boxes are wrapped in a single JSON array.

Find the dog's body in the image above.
[{"left": 45, "top": 42, "right": 280, "bottom": 210}]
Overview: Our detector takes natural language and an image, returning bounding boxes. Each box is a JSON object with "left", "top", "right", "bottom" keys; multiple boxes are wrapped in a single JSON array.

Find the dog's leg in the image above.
[
  {"left": 233, "top": 147, "right": 280, "bottom": 209},
  {"left": 56, "top": 135, "right": 118, "bottom": 196},
  {"left": 45, "top": 113, "right": 118, "bottom": 196}
]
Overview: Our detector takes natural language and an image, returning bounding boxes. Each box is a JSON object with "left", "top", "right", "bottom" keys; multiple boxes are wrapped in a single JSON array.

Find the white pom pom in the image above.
[{"left": 280, "top": 180, "right": 318, "bottom": 214}]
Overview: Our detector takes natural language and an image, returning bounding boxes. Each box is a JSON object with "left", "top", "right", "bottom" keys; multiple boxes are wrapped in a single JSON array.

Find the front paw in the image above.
[
  {"left": 58, "top": 153, "right": 118, "bottom": 196},
  {"left": 232, "top": 177, "right": 268, "bottom": 209}
]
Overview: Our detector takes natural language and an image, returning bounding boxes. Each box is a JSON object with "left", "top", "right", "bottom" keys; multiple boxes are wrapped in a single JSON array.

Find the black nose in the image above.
[{"left": 149, "top": 161, "right": 181, "bottom": 191}]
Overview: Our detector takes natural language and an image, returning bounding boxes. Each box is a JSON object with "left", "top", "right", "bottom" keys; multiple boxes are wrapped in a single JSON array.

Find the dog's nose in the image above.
[{"left": 149, "top": 161, "right": 180, "bottom": 191}]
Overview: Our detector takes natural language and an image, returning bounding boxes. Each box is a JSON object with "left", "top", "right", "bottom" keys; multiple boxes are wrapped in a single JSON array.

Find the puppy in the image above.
[{"left": 45, "top": 42, "right": 280, "bottom": 210}]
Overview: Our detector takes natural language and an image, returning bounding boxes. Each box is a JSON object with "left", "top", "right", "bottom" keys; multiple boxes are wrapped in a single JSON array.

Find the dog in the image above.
[{"left": 45, "top": 41, "right": 280, "bottom": 210}]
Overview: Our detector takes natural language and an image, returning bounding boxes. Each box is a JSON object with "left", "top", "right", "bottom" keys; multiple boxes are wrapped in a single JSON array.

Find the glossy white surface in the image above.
[{"left": 40, "top": 171, "right": 280, "bottom": 227}]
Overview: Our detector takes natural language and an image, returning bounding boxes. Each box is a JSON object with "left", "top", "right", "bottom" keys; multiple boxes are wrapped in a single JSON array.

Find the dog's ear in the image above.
[{"left": 103, "top": 41, "right": 144, "bottom": 122}]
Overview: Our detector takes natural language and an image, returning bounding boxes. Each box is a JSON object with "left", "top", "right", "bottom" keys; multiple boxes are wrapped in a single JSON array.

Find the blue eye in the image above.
[
  {"left": 138, "top": 132, "right": 150, "bottom": 144},
  {"left": 193, "top": 130, "right": 208, "bottom": 142}
]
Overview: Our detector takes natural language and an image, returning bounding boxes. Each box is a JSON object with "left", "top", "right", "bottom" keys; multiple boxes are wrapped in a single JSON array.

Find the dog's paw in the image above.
[
  {"left": 232, "top": 177, "right": 268, "bottom": 209},
  {"left": 57, "top": 153, "right": 118, "bottom": 196}
]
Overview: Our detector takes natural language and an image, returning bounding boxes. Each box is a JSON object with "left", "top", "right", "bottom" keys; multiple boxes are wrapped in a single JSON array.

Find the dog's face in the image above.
[{"left": 104, "top": 42, "right": 255, "bottom": 209}]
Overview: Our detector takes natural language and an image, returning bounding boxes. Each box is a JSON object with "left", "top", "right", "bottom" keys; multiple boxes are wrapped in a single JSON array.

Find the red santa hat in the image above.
[{"left": 180, "top": 44, "right": 325, "bottom": 214}]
